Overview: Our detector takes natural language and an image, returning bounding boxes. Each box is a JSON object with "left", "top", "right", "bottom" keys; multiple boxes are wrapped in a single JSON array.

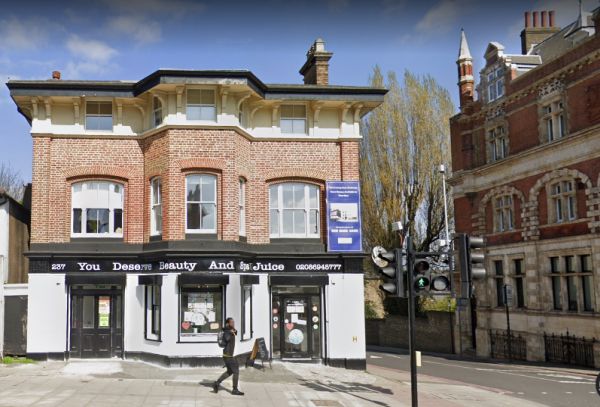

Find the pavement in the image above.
[
  {"left": 0, "top": 358, "right": 551, "bottom": 406},
  {"left": 367, "top": 348, "right": 600, "bottom": 407}
]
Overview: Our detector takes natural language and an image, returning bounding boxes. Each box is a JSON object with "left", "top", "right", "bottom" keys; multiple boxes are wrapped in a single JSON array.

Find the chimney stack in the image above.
[
  {"left": 52, "top": 71, "right": 61, "bottom": 80},
  {"left": 299, "top": 38, "right": 333, "bottom": 86},
  {"left": 520, "top": 10, "right": 560, "bottom": 54}
]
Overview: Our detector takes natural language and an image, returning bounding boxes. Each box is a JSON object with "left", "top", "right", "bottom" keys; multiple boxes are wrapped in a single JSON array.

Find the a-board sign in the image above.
[{"left": 246, "top": 337, "right": 270, "bottom": 369}]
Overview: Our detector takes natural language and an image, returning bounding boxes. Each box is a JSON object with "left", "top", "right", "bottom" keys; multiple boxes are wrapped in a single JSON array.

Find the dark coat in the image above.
[{"left": 222, "top": 327, "right": 236, "bottom": 357}]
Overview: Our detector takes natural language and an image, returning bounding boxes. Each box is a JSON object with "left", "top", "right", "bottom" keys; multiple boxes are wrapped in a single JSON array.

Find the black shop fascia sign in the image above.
[{"left": 46, "top": 257, "right": 345, "bottom": 273}]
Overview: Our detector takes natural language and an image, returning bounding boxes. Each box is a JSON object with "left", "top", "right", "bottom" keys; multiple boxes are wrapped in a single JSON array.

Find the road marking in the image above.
[
  {"left": 369, "top": 356, "right": 383, "bottom": 359},
  {"left": 541, "top": 392, "right": 547, "bottom": 395},
  {"left": 565, "top": 391, "right": 572, "bottom": 394},
  {"left": 517, "top": 392, "right": 524, "bottom": 395}
]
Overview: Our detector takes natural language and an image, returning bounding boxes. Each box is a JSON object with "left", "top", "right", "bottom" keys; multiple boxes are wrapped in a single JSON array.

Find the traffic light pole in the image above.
[{"left": 406, "top": 236, "right": 418, "bottom": 407}]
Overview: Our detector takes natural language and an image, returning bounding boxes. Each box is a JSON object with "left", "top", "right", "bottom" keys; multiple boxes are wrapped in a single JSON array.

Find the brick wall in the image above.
[{"left": 30, "top": 129, "right": 359, "bottom": 245}]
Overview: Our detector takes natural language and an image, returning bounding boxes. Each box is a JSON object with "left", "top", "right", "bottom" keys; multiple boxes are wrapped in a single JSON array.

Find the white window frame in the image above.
[
  {"left": 269, "top": 183, "right": 320, "bottom": 238},
  {"left": 486, "top": 67, "right": 504, "bottom": 102},
  {"left": 542, "top": 99, "right": 566, "bottom": 142},
  {"left": 241, "top": 284, "right": 253, "bottom": 341},
  {"left": 71, "top": 181, "right": 124, "bottom": 238},
  {"left": 280, "top": 104, "right": 308, "bottom": 135},
  {"left": 185, "top": 174, "right": 217, "bottom": 234},
  {"left": 239, "top": 178, "right": 246, "bottom": 236},
  {"left": 153, "top": 96, "right": 163, "bottom": 127},
  {"left": 186, "top": 88, "right": 216, "bottom": 121},
  {"left": 85, "top": 101, "right": 113, "bottom": 131},
  {"left": 144, "top": 283, "right": 161, "bottom": 341},
  {"left": 494, "top": 195, "right": 514, "bottom": 232},
  {"left": 549, "top": 180, "right": 576, "bottom": 223},
  {"left": 150, "top": 177, "right": 162, "bottom": 236},
  {"left": 488, "top": 126, "right": 508, "bottom": 162}
]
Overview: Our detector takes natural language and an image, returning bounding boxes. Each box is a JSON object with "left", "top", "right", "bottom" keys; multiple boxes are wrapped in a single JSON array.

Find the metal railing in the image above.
[
  {"left": 489, "top": 330, "right": 527, "bottom": 361},
  {"left": 544, "top": 331, "right": 596, "bottom": 368}
]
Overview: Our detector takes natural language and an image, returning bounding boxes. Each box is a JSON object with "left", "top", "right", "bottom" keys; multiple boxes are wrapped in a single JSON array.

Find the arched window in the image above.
[
  {"left": 185, "top": 174, "right": 217, "bottom": 233},
  {"left": 549, "top": 180, "right": 576, "bottom": 223},
  {"left": 493, "top": 195, "right": 513, "bottom": 232},
  {"left": 153, "top": 97, "right": 163, "bottom": 127},
  {"left": 71, "top": 181, "right": 123, "bottom": 237},
  {"left": 269, "top": 183, "right": 319, "bottom": 238}
]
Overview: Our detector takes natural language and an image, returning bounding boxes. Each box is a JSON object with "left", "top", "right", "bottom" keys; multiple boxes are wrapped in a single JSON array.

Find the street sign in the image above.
[{"left": 503, "top": 284, "right": 513, "bottom": 307}]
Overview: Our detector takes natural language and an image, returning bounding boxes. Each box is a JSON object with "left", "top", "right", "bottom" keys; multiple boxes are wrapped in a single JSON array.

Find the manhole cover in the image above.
[{"left": 311, "top": 401, "right": 343, "bottom": 407}]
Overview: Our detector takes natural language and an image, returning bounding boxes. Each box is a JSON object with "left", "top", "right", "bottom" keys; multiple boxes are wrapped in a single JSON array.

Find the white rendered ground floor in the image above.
[{"left": 26, "top": 259, "right": 367, "bottom": 369}]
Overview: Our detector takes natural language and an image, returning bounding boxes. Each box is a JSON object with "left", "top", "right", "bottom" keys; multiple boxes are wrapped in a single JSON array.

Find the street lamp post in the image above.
[{"left": 439, "top": 164, "right": 450, "bottom": 248}]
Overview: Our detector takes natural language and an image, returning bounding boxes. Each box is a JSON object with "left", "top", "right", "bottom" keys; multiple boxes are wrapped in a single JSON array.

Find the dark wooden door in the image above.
[{"left": 70, "top": 290, "right": 122, "bottom": 358}]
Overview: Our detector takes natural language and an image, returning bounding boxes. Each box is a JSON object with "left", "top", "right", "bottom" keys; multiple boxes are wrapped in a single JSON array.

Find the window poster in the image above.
[
  {"left": 98, "top": 296, "right": 110, "bottom": 328},
  {"left": 180, "top": 288, "right": 222, "bottom": 337},
  {"left": 326, "top": 181, "right": 362, "bottom": 252}
]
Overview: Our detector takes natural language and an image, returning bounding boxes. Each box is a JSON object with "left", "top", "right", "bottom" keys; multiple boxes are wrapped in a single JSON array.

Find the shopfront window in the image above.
[
  {"left": 179, "top": 286, "right": 223, "bottom": 341},
  {"left": 145, "top": 284, "right": 161, "bottom": 340},
  {"left": 241, "top": 285, "right": 253, "bottom": 340}
]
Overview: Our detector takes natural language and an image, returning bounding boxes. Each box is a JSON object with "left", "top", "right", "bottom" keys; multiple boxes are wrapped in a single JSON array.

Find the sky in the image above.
[{"left": 0, "top": 0, "right": 589, "bottom": 182}]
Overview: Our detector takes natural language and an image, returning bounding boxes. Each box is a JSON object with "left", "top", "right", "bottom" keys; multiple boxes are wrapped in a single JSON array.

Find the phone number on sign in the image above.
[{"left": 295, "top": 264, "right": 342, "bottom": 271}]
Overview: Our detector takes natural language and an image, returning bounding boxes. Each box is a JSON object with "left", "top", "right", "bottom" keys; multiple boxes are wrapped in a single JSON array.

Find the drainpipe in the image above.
[{"left": 0, "top": 194, "right": 7, "bottom": 358}]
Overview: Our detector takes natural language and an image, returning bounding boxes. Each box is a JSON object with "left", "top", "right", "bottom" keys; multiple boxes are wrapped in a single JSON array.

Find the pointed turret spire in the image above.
[
  {"left": 458, "top": 28, "right": 472, "bottom": 60},
  {"left": 456, "top": 29, "right": 474, "bottom": 109}
]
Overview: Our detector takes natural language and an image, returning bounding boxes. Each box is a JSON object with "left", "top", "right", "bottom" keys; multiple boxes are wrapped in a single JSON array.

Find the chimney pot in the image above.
[
  {"left": 524, "top": 11, "right": 530, "bottom": 28},
  {"left": 532, "top": 11, "right": 539, "bottom": 27},
  {"left": 549, "top": 10, "right": 555, "bottom": 27},
  {"left": 541, "top": 11, "right": 547, "bottom": 27},
  {"left": 52, "top": 71, "right": 61, "bottom": 80}
]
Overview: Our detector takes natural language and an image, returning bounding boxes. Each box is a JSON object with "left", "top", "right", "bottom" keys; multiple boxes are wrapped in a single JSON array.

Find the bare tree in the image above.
[
  {"left": 0, "top": 162, "right": 25, "bottom": 201},
  {"left": 360, "top": 67, "right": 454, "bottom": 252}
]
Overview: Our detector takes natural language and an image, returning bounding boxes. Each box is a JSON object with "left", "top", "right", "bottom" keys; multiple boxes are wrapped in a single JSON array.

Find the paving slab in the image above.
[{"left": 0, "top": 359, "right": 550, "bottom": 406}]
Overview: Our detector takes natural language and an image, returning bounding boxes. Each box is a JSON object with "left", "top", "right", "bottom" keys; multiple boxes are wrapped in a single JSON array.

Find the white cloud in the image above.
[
  {"left": 64, "top": 35, "right": 118, "bottom": 78},
  {"left": 66, "top": 35, "right": 118, "bottom": 64},
  {"left": 416, "top": 0, "right": 461, "bottom": 33},
  {"left": 0, "top": 17, "right": 57, "bottom": 50},
  {"left": 107, "top": 15, "right": 162, "bottom": 44}
]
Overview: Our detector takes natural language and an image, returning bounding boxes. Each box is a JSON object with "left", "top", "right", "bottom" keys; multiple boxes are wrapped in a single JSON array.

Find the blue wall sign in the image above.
[{"left": 326, "top": 181, "right": 362, "bottom": 252}]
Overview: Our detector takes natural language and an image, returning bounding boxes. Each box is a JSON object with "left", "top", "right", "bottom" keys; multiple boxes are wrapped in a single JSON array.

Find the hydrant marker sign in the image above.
[{"left": 326, "top": 181, "right": 362, "bottom": 252}]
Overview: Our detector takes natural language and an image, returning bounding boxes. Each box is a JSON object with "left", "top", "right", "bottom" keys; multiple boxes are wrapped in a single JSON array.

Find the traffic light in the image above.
[
  {"left": 456, "top": 233, "right": 487, "bottom": 298},
  {"left": 428, "top": 254, "right": 452, "bottom": 294},
  {"left": 372, "top": 246, "right": 406, "bottom": 298},
  {"left": 413, "top": 258, "right": 430, "bottom": 293}
]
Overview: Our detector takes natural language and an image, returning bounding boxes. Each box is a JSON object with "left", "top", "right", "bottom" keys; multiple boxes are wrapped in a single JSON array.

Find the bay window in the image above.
[
  {"left": 85, "top": 101, "right": 113, "bottom": 131},
  {"left": 269, "top": 183, "right": 320, "bottom": 238},
  {"left": 239, "top": 178, "right": 246, "bottom": 236},
  {"left": 187, "top": 89, "right": 216, "bottom": 121},
  {"left": 186, "top": 174, "right": 217, "bottom": 233},
  {"left": 72, "top": 181, "right": 123, "bottom": 237},
  {"left": 150, "top": 177, "right": 162, "bottom": 236}
]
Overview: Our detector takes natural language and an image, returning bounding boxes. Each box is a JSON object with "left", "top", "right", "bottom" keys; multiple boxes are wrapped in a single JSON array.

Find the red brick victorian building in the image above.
[{"left": 450, "top": 7, "right": 600, "bottom": 366}]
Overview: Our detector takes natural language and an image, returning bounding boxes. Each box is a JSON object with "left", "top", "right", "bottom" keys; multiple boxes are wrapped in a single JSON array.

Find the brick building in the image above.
[
  {"left": 6, "top": 39, "right": 386, "bottom": 368},
  {"left": 449, "top": 6, "right": 600, "bottom": 366}
]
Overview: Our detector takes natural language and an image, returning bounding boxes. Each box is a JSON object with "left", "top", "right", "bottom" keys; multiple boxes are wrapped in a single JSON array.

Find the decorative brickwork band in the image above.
[
  {"left": 177, "top": 158, "right": 226, "bottom": 172},
  {"left": 526, "top": 168, "right": 593, "bottom": 239},
  {"left": 63, "top": 165, "right": 131, "bottom": 181},
  {"left": 264, "top": 169, "right": 329, "bottom": 183}
]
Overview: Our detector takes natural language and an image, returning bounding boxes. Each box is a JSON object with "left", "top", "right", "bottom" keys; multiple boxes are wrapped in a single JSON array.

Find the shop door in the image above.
[
  {"left": 280, "top": 296, "right": 317, "bottom": 359},
  {"left": 70, "top": 291, "right": 122, "bottom": 358}
]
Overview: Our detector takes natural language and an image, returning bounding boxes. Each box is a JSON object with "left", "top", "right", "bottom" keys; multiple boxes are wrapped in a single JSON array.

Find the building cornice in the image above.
[{"left": 30, "top": 123, "right": 364, "bottom": 143}]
